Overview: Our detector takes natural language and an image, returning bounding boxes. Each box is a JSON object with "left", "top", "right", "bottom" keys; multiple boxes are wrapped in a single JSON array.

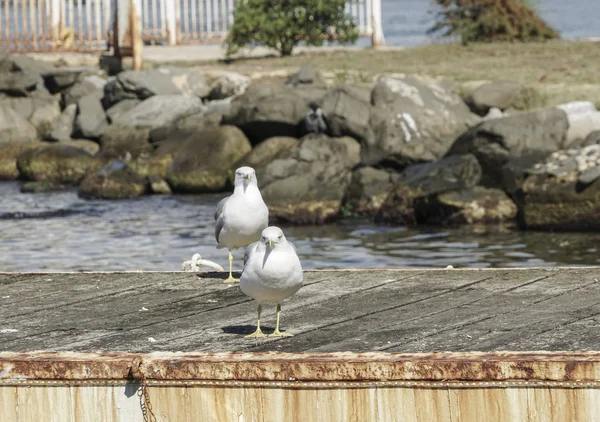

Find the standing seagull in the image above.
[
  {"left": 241, "top": 226, "right": 303, "bottom": 338},
  {"left": 214, "top": 166, "right": 269, "bottom": 283}
]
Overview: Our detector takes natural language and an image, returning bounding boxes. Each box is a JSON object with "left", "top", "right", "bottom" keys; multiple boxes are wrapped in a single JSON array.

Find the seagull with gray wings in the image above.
[
  {"left": 240, "top": 226, "right": 303, "bottom": 338},
  {"left": 214, "top": 166, "right": 269, "bottom": 283}
]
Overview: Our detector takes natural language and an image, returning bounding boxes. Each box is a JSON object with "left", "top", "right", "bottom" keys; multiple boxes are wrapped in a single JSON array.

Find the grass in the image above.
[{"left": 195, "top": 40, "right": 600, "bottom": 109}]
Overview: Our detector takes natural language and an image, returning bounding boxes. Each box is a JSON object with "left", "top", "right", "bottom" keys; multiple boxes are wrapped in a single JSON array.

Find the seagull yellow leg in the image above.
[
  {"left": 245, "top": 304, "right": 266, "bottom": 338},
  {"left": 224, "top": 250, "right": 239, "bottom": 283},
  {"left": 268, "top": 304, "right": 293, "bottom": 337}
]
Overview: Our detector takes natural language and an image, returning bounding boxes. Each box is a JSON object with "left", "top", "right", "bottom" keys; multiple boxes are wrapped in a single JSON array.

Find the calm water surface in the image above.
[{"left": 0, "top": 182, "right": 598, "bottom": 272}]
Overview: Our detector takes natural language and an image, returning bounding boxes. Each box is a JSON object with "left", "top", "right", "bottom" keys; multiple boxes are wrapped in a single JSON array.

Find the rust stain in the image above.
[{"left": 2, "top": 351, "right": 600, "bottom": 384}]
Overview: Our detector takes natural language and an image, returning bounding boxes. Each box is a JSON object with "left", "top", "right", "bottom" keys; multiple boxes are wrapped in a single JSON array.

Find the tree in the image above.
[
  {"left": 226, "top": 0, "right": 359, "bottom": 57},
  {"left": 428, "top": 0, "right": 559, "bottom": 44}
]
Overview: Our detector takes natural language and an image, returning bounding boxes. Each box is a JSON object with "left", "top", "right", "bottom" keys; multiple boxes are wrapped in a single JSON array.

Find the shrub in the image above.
[
  {"left": 226, "top": 0, "right": 359, "bottom": 57},
  {"left": 428, "top": 0, "right": 559, "bottom": 44}
]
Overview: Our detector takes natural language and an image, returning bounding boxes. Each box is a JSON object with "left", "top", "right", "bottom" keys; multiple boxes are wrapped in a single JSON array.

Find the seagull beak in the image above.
[
  {"left": 244, "top": 174, "right": 251, "bottom": 180},
  {"left": 268, "top": 239, "right": 274, "bottom": 248}
]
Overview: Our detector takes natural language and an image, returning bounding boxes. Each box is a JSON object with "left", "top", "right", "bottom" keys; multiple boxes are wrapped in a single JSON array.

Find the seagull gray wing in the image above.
[{"left": 214, "top": 196, "right": 228, "bottom": 243}]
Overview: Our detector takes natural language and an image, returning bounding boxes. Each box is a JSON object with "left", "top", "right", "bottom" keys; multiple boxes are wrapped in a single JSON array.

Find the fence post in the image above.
[
  {"left": 371, "top": 0, "right": 385, "bottom": 47},
  {"left": 48, "top": 0, "right": 62, "bottom": 49},
  {"left": 165, "top": 0, "right": 177, "bottom": 45},
  {"left": 113, "top": 0, "right": 144, "bottom": 70}
]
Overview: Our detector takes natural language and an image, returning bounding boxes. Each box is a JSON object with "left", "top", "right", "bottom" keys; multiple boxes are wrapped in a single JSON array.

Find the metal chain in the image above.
[{"left": 138, "top": 378, "right": 157, "bottom": 422}]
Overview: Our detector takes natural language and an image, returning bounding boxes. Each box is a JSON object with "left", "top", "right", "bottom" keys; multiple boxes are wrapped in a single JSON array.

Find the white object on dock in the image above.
[{"left": 181, "top": 253, "right": 225, "bottom": 272}]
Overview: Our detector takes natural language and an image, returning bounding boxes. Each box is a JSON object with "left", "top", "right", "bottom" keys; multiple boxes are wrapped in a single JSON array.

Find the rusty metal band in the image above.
[{"left": 2, "top": 379, "right": 600, "bottom": 389}]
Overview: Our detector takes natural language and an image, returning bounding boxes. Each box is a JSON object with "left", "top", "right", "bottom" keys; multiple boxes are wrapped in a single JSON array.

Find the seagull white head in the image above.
[
  {"left": 260, "top": 226, "right": 286, "bottom": 249},
  {"left": 234, "top": 166, "right": 257, "bottom": 189}
]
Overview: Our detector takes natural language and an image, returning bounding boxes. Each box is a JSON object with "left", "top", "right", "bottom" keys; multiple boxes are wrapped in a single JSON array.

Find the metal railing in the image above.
[{"left": 0, "top": 0, "right": 384, "bottom": 52}]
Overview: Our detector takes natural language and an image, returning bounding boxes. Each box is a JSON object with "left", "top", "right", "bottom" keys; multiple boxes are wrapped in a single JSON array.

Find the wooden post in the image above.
[
  {"left": 48, "top": 0, "right": 62, "bottom": 49},
  {"left": 113, "top": 0, "right": 143, "bottom": 70},
  {"left": 370, "top": 0, "right": 385, "bottom": 47},
  {"left": 165, "top": 0, "right": 177, "bottom": 46}
]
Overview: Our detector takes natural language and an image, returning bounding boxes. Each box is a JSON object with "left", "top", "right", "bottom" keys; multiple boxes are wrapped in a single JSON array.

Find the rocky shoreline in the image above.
[{"left": 2, "top": 53, "right": 600, "bottom": 230}]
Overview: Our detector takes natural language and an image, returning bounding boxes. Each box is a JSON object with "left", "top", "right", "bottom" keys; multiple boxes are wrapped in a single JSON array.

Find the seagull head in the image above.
[
  {"left": 260, "top": 226, "right": 287, "bottom": 249},
  {"left": 234, "top": 166, "right": 257, "bottom": 190}
]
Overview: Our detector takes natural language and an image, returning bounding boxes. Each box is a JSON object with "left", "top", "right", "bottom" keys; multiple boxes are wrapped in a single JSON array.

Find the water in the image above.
[{"left": 1, "top": 181, "right": 599, "bottom": 272}]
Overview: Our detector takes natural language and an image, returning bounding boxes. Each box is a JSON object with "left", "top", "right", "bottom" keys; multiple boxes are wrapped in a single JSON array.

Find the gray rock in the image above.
[
  {"left": 0, "top": 71, "right": 40, "bottom": 96},
  {"left": 223, "top": 83, "right": 327, "bottom": 144},
  {"left": 343, "top": 166, "right": 394, "bottom": 216},
  {"left": 365, "top": 75, "right": 479, "bottom": 169},
  {"left": 79, "top": 160, "right": 148, "bottom": 199},
  {"left": 47, "top": 103, "right": 77, "bottom": 142},
  {"left": 16, "top": 144, "right": 98, "bottom": 184},
  {"left": 21, "top": 180, "right": 70, "bottom": 193},
  {"left": 259, "top": 134, "right": 361, "bottom": 224},
  {"left": 556, "top": 101, "right": 600, "bottom": 146},
  {"left": 105, "top": 99, "right": 140, "bottom": 123},
  {"left": 41, "top": 67, "right": 98, "bottom": 94},
  {"left": 0, "top": 95, "right": 61, "bottom": 136},
  {"left": 148, "top": 174, "right": 172, "bottom": 194},
  {"left": 209, "top": 71, "right": 250, "bottom": 100},
  {"left": 286, "top": 64, "right": 326, "bottom": 88},
  {"left": 578, "top": 166, "right": 600, "bottom": 185},
  {"left": 233, "top": 136, "right": 299, "bottom": 172},
  {"left": 73, "top": 91, "right": 108, "bottom": 139},
  {"left": 111, "top": 95, "right": 205, "bottom": 130},
  {"left": 69, "top": 139, "right": 100, "bottom": 155},
  {"left": 446, "top": 107, "right": 569, "bottom": 188},
  {"left": 318, "top": 84, "right": 372, "bottom": 142},
  {"left": 103, "top": 68, "right": 209, "bottom": 108},
  {"left": 166, "top": 125, "right": 252, "bottom": 192},
  {"left": 148, "top": 109, "right": 222, "bottom": 149},
  {"left": 432, "top": 187, "right": 518, "bottom": 225},
  {"left": 99, "top": 123, "right": 153, "bottom": 160},
  {"left": 463, "top": 81, "right": 523, "bottom": 116},
  {"left": 0, "top": 106, "right": 38, "bottom": 143},
  {"left": 61, "top": 75, "right": 106, "bottom": 107}
]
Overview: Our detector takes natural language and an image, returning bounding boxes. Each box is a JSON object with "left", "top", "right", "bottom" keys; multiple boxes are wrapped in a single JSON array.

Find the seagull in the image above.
[
  {"left": 302, "top": 102, "right": 328, "bottom": 135},
  {"left": 240, "top": 226, "right": 303, "bottom": 338},
  {"left": 214, "top": 166, "right": 269, "bottom": 283}
]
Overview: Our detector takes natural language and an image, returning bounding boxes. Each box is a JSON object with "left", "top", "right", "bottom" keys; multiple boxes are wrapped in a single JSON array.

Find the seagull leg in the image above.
[
  {"left": 245, "top": 304, "right": 266, "bottom": 338},
  {"left": 224, "top": 250, "right": 239, "bottom": 283},
  {"left": 268, "top": 304, "right": 293, "bottom": 337}
]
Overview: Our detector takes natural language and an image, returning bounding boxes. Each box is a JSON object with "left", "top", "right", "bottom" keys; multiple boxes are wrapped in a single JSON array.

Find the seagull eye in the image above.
[{"left": 278, "top": 235, "right": 282, "bottom": 239}]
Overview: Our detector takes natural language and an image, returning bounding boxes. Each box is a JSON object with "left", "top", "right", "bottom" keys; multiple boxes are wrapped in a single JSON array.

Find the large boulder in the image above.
[
  {"left": 166, "top": 125, "right": 252, "bottom": 192},
  {"left": 0, "top": 106, "right": 38, "bottom": 143},
  {"left": 318, "top": 84, "right": 372, "bottom": 143},
  {"left": 521, "top": 143, "right": 600, "bottom": 230},
  {"left": 47, "top": 103, "right": 77, "bottom": 142},
  {"left": 222, "top": 83, "right": 327, "bottom": 144},
  {"left": 343, "top": 166, "right": 396, "bottom": 216},
  {"left": 259, "top": 134, "right": 361, "bottom": 224},
  {"left": 446, "top": 107, "right": 569, "bottom": 188},
  {"left": 79, "top": 160, "right": 148, "bottom": 199},
  {"left": 42, "top": 67, "right": 98, "bottom": 94},
  {"left": 16, "top": 144, "right": 98, "bottom": 184},
  {"left": 0, "top": 95, "right": 61, "bottom": 136},
  {"left": 376, "top": 154, "right": 482, "bottom": 226},
  {"left": 233, "top": 136, "right": 299, "bottom": 172},
  {"left": 0, "top": 141, "right": 46, "bottom": 179},
  {"left": 208, "top": 71, "right": 250, "bottom": 100},
  {"left": 556, "top": 101, "right": 600, "bottom": 146},
  {"left": 61, "top": 75, "right": 106, "bottom": 107},
  {"left": 0, "top": 54, "right": 54, "bottom": 97},
  {"left": 285, "top": 64, "right": 327, "bottom": 88},
  {"left": 463, "top": 80, "right": 532, "bottom": 116},
  {"left": 103, "top": 68, "right": 209, "bottom": 108},
  {"left": 364, "top": 75, "right": 479, "bottom": 169},
  {"left": 73, "top": 90, "right": 107, "bottom": 139},
  {"left": 105, "top": 99, "right": 140, "bottom": 123}
]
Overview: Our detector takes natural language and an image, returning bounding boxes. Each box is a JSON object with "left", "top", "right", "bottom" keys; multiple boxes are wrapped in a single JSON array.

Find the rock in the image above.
[
  {"left": 233, "top": 136, "right": 299, "bottom": 172},
  {"left": 343, "top": 166, "right": 395, "bottom": 216},
  {"left": 318, "top": 85, "right": 372, "bottom": 143},
  {"left": 17, "top": 144, "right": 98, "bottom": 184},
  {"left": 583, "top": 131, "right": 600, "bottom": 146},
  {"left": 41, "top": 67, "right": 94, "bottom": 94},
  {"left": 0, "top": 141, "right": 46, "bottom": 179},
  {"left": 376, "top": 154, "right": 482, "bottom": 225},
  {"left": 259, "top": 134, "right": 361, "bottom": 224},
  {"left": 105, "top": 99, "right": 140, "bottom": 123},
  {"left": 166, "top": 125, "right": 252, "bottom": 192},
  {"left": 556, "top": 101, "right": 600, "bottom": 146},
  {"left": 578, "top": 166, "right": 600, "bottom": 185},
  {"left": 446, "top": 107, "right": 569, "bottom": 188},
  {"left": 483, "top": 107, "right": 504, "bottom": 120},
  {"left": 21, "top": 180, "right": 70, "bottom": 193},
  {"left": 103, "top": 68, "right": 209, "bottom": 108},
  {"left": 208, "top": 71, "right": 250, "bottom": 100},
  {"left": 365, "top": 75, "right": 479, "bottom": 169},
  {"left": 426, "top": 187, "right": 517, "bottom": 225},
  {"left": 99, "top": 123, "right": 153, "bottom": 160},
  {"left": 69, "top": 139, "right": 100, "bottom": 155},
  {"left": 130, "top": 154, "right": 174, "bottom": 178},
  {"left": 286, "top": 64, "right": 326, "bottom": 88},
  {"left": 148, "top": 109, "right": 222, "bottom": 148},
  {"left": 61, "top": 75, "right": 106, "bottom": 107},
  {"left": 500, "top": 152, "right": 549, "bottom": 195},
  {"left": 463, "top": 81, "right": 524, "bottom": 115},
  {"left": 148, "top": 174, "right": 172, "bottom": 194},
  {"left": 0, "top": 70, "right": 40, "bottom": 96},
  {"left": 47, "top": 103, "right": 77, "bottom": 142},
  {"left": 79, "top": 160, "right": 148, "bottom": 199},
  {"left": 0, "top": 106, "right": 38, "bottom": 143},
  {"left": 111, "top": 95, "right": 205, "bottom": 130},
  {"left": 223, "top": 83, "right": 327, "bottom": 144},
  {"left": 0, "top": 54, "right": 54, "bottom": 96},
  {"left": 0, "top": 95, "right": 61, "bottom": 136},
  {"left": 73, "top": 90, "right": 107, "bottom": 139}
]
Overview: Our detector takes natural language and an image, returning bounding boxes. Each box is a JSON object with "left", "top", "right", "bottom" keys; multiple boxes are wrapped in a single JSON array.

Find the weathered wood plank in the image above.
[{"left": 2, "top": 269, "right": 600, "bottom": 353}]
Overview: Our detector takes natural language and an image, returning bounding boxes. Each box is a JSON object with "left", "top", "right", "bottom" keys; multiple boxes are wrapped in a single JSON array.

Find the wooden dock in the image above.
[{"left": 2, "top": 268, "right": 600, "bottom": 421}]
